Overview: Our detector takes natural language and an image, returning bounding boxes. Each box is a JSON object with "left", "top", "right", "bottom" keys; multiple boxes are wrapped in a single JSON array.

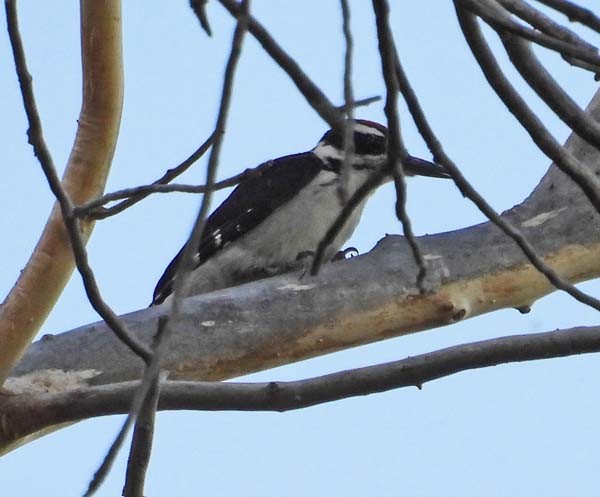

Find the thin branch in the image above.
[
  {"left": 498, "top": 0, "right": 597, "bottom": 52},
  {"left": 393, "top": 6, "right": 600, "bottom": 313},
  {"left": 310, "top": 170, "right": 386, "bottom": 274},
  {"left": 436, "top": 4, "right": 600, "bottom": 312},
  {"left": 534, "top": 0, "right": 600, "bottom": 33},
  {"left": 499, "top": 29, "right": 600, "bottom": 150},
  {"left": 122, "top": 323, "right": 167, "bottom": 497},
  {"left": 87, "top": 4, "right": 251, "bottom": 495},
  {"left": 217, "top": 0, "right": 345, "bottom": 131},
  {"left": 458, "top": 0, "right": 600, "bottom": 71},
  {"left": 125, "top": 325, "right": 600, "bottom": 409},
  {"left": 77, "top": 180, "right": 242, "bottom": 211},
  {"left": 455, "top": 7, "right": 600, "bottom": 216},
  {"left": 76, "top": 173, "right": 255, "bottom": 220},
  {"left": 76, "top": 97, "right": 380, "bottom": 221},
  {"left": 372, "top": 0, "right": 427, "bottom": 291},
  {"left": 5, "top": 0, "right": 152, "bottom": 363},
  {"left": 338, "top": 95, "right": 381, "bottom": 110},
  {"left": 122, "top": 379, "right": 159, "bottom": 497},
  {"left": 83, "top": 318, "right": 171, "bottom": 497},
  {"left": 175, "top": 0, "right": 248, "bottom": 305},
  {"left": 190, "top": 0, "right": 212, "bottom": 36},
  {"left": 395, "top": 58, "right": 446, "bottom": 164},
  {"left": 123, "top": 375, "right": 160, "bottom": 497},
  {"left": 84, "top": 414, "right": 135, "bottom": 496},
  {"left": 74, "top": 132, "right": 216, "bottom": 219},
  {"left": 338, "top": 0, "right": 355, "bottom": 203},
  {"left": 499, "top": 0, "right": 600, "bottom": 75},
  {"left": 7, "top": 326, "right": 600, "bottom": 431}
]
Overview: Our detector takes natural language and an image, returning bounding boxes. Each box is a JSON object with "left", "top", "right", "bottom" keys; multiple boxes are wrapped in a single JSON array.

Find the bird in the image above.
[{"left": 151, "top": 119, "right": 449, "bottom": 305}]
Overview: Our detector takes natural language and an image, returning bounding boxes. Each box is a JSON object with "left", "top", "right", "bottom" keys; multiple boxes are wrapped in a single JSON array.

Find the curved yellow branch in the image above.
[{"left": 0, "top": 0, "right": 123, "bottom": 383}]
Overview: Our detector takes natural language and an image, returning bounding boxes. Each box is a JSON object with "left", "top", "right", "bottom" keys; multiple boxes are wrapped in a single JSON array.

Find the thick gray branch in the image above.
[{"left": 7, "top": 92, "right": 600, "bottom": 388}]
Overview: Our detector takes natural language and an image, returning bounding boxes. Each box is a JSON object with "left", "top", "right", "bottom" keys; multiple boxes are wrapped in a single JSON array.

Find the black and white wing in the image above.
[{"left": 152, "top": 152, "right": 325, "bottom": 304}]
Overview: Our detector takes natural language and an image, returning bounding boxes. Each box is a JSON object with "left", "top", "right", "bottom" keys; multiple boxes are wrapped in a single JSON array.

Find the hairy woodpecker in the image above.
[{"left": 152, "top": 120, "right": 448, "bottom": 305}]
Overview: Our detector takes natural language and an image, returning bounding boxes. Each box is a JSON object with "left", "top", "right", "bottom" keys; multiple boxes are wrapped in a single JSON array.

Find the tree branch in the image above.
[
  {"left": 459, "top": 0, "right": 600, "bottom": 71},
  {"left": 337, "top": 0, "right": 356, "bottom": 203},
  {"left": 4, "top": 2, "right": 600, "bottom": 457},
  {"left": 4, "top": 136, "right": 600, "bottom": 451},
  {"left": 75, "top": 95, "right": 381, "bottom": 222},
  {"left": 454, "top": 3, "right": 600, "bottom": 217},
  {"left": 74, "top": 131, "right": 216, "bottom": 220},
  {"left": 3, "top": 325, "right": 600, "bottom": 449},
  {"left": 373, "top": 0, "right": 427, "bottom": 290},
  {"left": 217, "top": 0, "right": 346, "bottom": 131},
  {"left": 122, "top": 378, "right": 159, "bottom": 497},
  {"left": 534, "top": 0, "right": 600, "bottom": 33},
  {"left": 0, "top": 0, "right": 129, "bottom": 382},
  {"left": 87, "top": 5, "right": 252, "bottom": 495},
  {"left": 8, "top": 88, "right": 600, "bottom": 399},
  {"left": 499, "top": 28, "right": 600, "bottom": 149},
  {"left": 498, "top": 0, "right": 597, "bottom": 52},
  {"left": 453, "top": 5, "right": 600, "bottom": 311}
]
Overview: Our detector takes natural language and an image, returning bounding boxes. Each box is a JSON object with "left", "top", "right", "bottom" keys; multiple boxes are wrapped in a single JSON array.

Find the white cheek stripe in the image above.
[
  {"left": 312, "top": 143, "right": 343, "bottom": 161},
  {"left": 352, "top": 123, "right": 385, "bottom": 137},
  {"left": 312, "top": 143, "right": 384, "bottom": 164}
]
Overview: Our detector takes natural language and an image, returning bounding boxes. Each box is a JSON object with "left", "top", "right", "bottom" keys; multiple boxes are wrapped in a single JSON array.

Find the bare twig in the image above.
[
  {"left": 122, "top": 322, "right": 167, "bottom": 497},
  {"left": 74, "top": 132, "right": 216, "bottom": 219},
  {"left": 394, "top": 58, "right": 445, "bottom": 163},
  {"left": 122, "top": 379, "right": 159, "bottom": 497},
  {"left": 190, "top": 0, "right": 212, "bottom": 35},
  {"left": 8, "top": 326, "right": 600, "bottom": 431},
  {"left": 76, "top": 173, "right": 257, "bottom": 220},
  {"left": 499, "top": 30, "right": 600, "bottom": 150},
  {"left": 338, "top": 0, "right": 355, "bottom": 203},
  {"left": 455, "top": 8, "right": 600, "bottom": 216},
  {"left": 534, "top": 0, "right": 600, "bottom": 33},
  {"left": 77, "top": 180, "right": 242, "bottom": 212},
  {"left": 87, "top": 4, "right": 251, "bottom": 495},
  {"left": 458, "top": 0, "right": 600, "bottom": 71},
  {"left": 311, "top": 170, "right": 386, "bottom": 274},
  {"left": 5, "top": 0, "right": 152, "bottom": 362},
  {"left": 439, "top": 4, "right": 600, "bottom": 311},
  {"left": 218, "top": 0, "right": 345, "bottom": 131},
  {"left": 130, "top": 325, "right": 600, "bottom": 409},
  {"left": 173, "top": 0, "right": 249, "bottom": 306},
  {"left": 84, "top": 414, "right": 135, "bottom": 495},
  {"left": 498, "top": 0, "right": 597, "bottom": 52},
  {"left": 372, "top": 0, "right": 427, "bottom": 291},
  {"left": 83, "top": 320, "right": 171, "bottom": 497},
  {"left": 498, "top": 0, "right": 599, "bottom": 74},
  {"left": 394, "top": 7, "right": 600, "bottom": 312},
  {"left": 76, "top": 96, "right": 381, "bottom": 221},
  {"left": 338, "top": 95, "right": 381, "bottom": 110}
]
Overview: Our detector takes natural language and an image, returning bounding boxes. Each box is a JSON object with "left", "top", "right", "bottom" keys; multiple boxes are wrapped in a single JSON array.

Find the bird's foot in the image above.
[
  {"left": 295, "top": 250, "right": 316, "bottom": 280},
  {"left": 332, "top": 247, "right": 359, "bottom": 261}
]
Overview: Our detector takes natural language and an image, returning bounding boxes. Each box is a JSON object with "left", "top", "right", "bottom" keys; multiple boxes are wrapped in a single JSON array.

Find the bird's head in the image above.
[{"left": 312, "top": 119, "right": 449, "bottom": 179}]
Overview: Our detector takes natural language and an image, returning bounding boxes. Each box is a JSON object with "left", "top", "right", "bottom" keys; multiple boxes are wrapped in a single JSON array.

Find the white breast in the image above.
[
  {"left": 182, "top": 168, "right": 377, "bottom": 297},
  {"left": 241, "top": 169, "right": 373, "bottom": 262}
]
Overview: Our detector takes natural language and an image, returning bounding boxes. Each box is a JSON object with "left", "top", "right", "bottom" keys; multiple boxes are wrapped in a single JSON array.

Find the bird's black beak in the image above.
[{"left": 402, "top": 156, "right": 450, "bottom": 179}]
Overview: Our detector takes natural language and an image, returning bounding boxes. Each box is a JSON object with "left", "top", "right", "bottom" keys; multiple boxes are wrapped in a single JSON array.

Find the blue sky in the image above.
[{"left": 2, "top": 1, "right": 600, "bottom": 496}]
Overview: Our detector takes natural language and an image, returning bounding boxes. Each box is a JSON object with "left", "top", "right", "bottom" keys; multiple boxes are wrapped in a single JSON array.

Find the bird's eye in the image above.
[{"left": 353, "top": 132, "right": 386, "bottom": 156}]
